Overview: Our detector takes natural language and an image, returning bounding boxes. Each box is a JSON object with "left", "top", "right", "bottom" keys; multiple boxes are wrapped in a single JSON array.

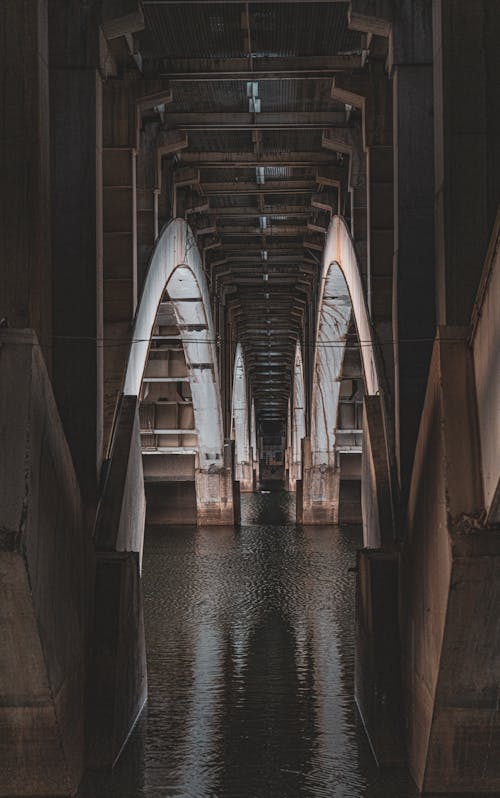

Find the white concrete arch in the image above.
[
  {"left": 250, "top": 397, "right": 258, "bottom": 481},
  {"left": 300, "top": 215, "right": 383, "bottom": 526},
  {"left": 310, "top": 263, "right": 352, "bottom": 468},
  {"left": 231, "top": 342, "right": 253, "bottom": 492},
  {"left": 125, "top": 219, "right": 224, "bottom": 467},
  {"left": 290, "top": 340, "right": 306, "bottom": 490},
  {"left": 324, "top": 216, "right": 379, "bottom": 396},
  {"left": 124, "top": 218, "right": 233, "bottom": 524}
]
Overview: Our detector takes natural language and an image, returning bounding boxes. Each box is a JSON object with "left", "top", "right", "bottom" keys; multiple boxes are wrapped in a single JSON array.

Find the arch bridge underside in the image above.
[
  {"left": 124, "top": 218, "right": 234, "bottom": 527},
  {"left": 297, "top": 216, "right": 381, "bottom": 528}
]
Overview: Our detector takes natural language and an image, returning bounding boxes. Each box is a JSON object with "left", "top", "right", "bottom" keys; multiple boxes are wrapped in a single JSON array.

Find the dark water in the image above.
[{"left": 80, "top": 492, "right": 418, "bottom": 798}]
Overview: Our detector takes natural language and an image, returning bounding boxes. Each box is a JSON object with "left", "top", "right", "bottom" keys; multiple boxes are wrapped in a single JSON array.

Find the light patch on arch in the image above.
[{"left": 232, "top": 342, "right": 250, "bottom": 467}]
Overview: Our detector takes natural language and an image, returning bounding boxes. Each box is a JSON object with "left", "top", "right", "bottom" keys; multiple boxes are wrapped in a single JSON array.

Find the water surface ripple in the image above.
[{"left": 80, "top": 492, "right": 418, "bottom": 798}]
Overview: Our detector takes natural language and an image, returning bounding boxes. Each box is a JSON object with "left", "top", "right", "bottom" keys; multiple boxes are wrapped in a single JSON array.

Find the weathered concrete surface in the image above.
[
  {"left": 0, "top": 330, "right": 89, "bottom": 796},
  {"left": 195, "top": 469, "right": 235, "bottom": 526},
  {"left": 355, "top": 549, "right": 405, "bottom": 766},
  {"left": 403, "top": 327, "right": 500, "bottom": 794},
  {"left": 232, "top": 342, "right": 252, "bottom": 492},
  {"left": 236, "top": 462, "right": 254, "bottom": 494},
  {"left": 471, "top": 209, "right": 500, "bottom": 523},
  {"left": 301, "top": 464, "right": 341, "bottom": 525},
  {"left": 87, "top": 552, "right": 147, "bottom": 769}
]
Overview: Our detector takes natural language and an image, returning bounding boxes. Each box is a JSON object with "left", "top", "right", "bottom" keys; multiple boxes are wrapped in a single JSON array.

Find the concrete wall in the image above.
[
  {"left": 403, "top": 327, "right": 500, "bottom": 794},
  {"left": 471, "top": 210, "right": 500, "bottom": 523},
  {"left": 0, "top": 330, "right": 90, "bottom": 796}
]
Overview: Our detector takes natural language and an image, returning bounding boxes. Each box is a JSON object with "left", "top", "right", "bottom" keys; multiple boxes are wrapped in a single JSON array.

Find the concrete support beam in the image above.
[
  {"left": 301, "top": 461, "right": 341, "bottom": 525},
  {"left": 195, "top": 469, "right": 235, "bottom": 525},
  {"left": 137, "top": 122, "right": 160, "bottom": 289},
  {"left": 102, "top": 146, "right": 137, "bottom": 447},
  {"left": 0, "top": 331, "right": 89, "bottom": 797},
  {"left": 471, "top": 209, "right": 500, "bottom": 524},
  {"left": 235, "top": 462, "right": 254, "bottom": 493},
  {"left": 348, "top": 0, "right": 392, "bottom": 37},
  {"left": 392, "top": 1, "right": 435, "bottom": 498},
  {"left": 322, "top": 126, "right": 368, "bottom": 282},
  {"left": 331, "top": 73, "right": 394, "bottom": 409},
  {"left": 0, "top": 0, "right": 51, "bottom": 363},
  {"left": 49, "top": 1, "right": 104, "bottom": 503},
  {"left": 403, "top": 327, "right": 500, "bottom": 794},
  {"left": 433, "top": 0, "right": 500, "bottom": 326},
  {"left": 101, "top": 0, "right": 144, "bottom": 40}
]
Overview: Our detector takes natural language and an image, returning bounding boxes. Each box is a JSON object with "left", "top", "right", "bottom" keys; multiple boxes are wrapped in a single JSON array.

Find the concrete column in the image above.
[
  {"left": 236, "top": 462, "right": 254, "bottom": 494},
  {"left": 434, "top": 0, "right": 500, "bottom": 327},
  {"left": 49, "top": 1, "right": 104, "bottom": 502},
  {"left": 392, "top": 0, "right": 435, "bottom": 499},
  {"left": 365, "top": 107, "right": 395, "bottom": 411},
  {"left": 331, "top": 73, "right": 395, "bottom": 407},
  {"left": 195, "top": 469, "right": 235, "bottom": 526},
  {"left": 302, "top": 466, "right": 341, "bottom": 525},
  {"left": 137, "top": 121, "right": 160, "bottom": 291},
  {"left": 102, "top": 146, "right": 137, "bottom": 446},
  {"left": 299, "top": 438, "right": 341, "bottom": 525},
  {"left": 322, "top": 124, "right": 368, "bottom": 283},
  {"left": 403, "top": 327, "right": 500, "bottom": 794},
  {"left": 0, "top": 0, "right": 51, "bottom": 363}
]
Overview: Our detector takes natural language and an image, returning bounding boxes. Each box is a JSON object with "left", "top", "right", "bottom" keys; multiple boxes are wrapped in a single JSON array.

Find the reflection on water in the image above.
[{"left": 80, "top": 492, "right": 418, "bottom": 798}]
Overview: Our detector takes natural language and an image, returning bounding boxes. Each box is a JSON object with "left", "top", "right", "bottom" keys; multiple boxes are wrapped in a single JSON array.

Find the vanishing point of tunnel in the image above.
[{"left": 0, "top": 1, "right": 499, "bottom": 797}]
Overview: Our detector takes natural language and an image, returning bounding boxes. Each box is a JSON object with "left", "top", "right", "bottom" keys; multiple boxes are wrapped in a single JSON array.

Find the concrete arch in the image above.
[
  {"left": 324, "top": 216, "right": 379, "bottom": 396},
  {"left": 300, "top": 216, "right": 381, "bottom": 525},
  {"left": 125, "top": 219, "right": 224, "bottom": 467},
  {"left": 290, "top": 340, "right": 306, "bottom": 490},
  {"left": 250, "top": 397, "right": 258, "bottom": 484},
  {"left": 124, "top": 218, "right": 233, "bottom": 525},
  {"left": 231, "top": 342, "right": 253, "bottom": 492}
]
